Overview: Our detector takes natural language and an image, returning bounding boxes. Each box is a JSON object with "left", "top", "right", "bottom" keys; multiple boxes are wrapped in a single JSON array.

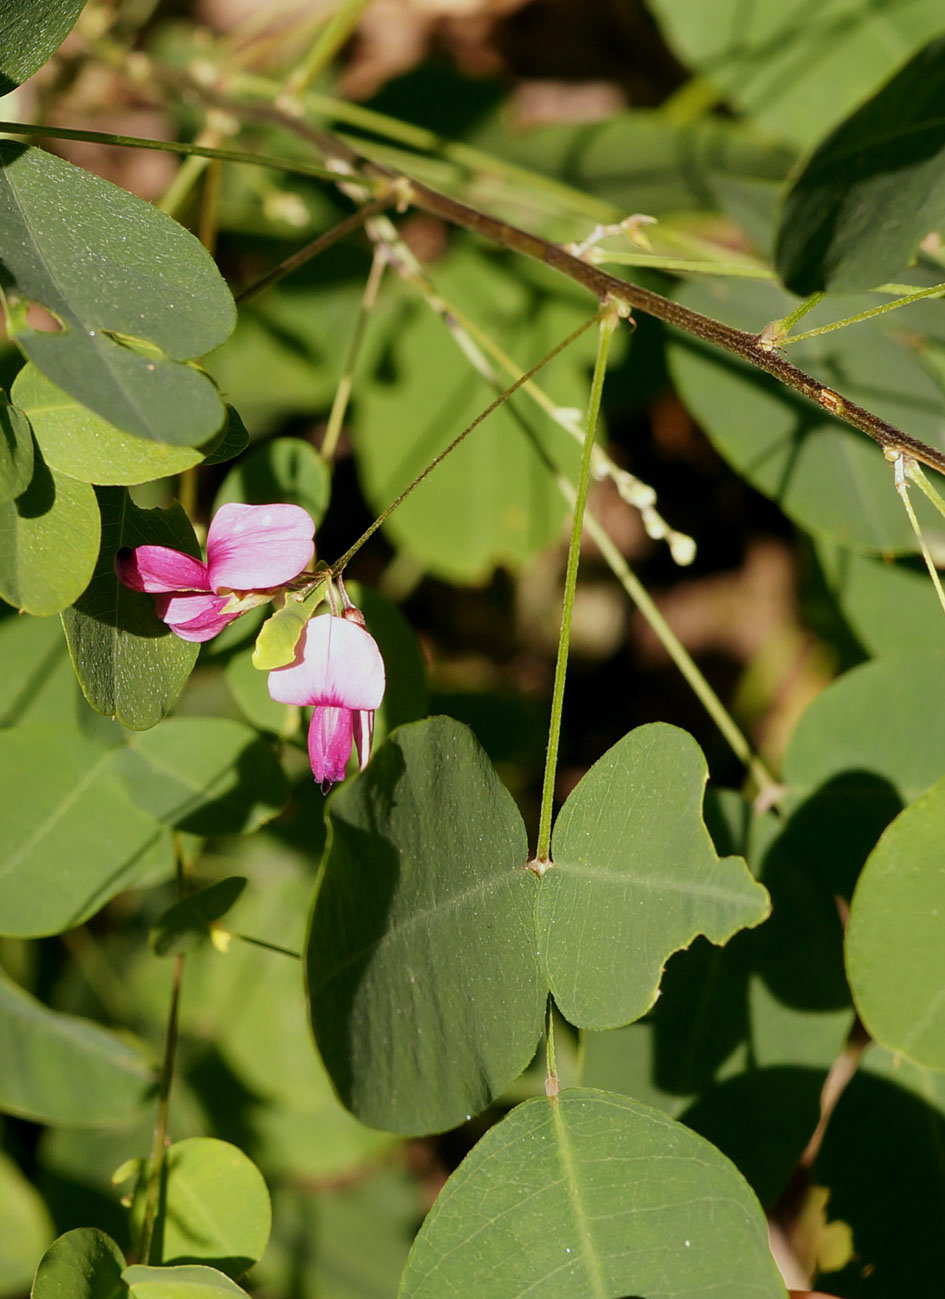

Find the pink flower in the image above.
[
  {"left": 268, "top": 614, "right": 386, "bottom": 790},
  {"left": 116, "top": 503, "right": 315, "bottom": 642}
]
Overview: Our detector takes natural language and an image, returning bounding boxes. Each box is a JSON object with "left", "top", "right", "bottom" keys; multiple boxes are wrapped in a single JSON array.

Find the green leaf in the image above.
[
  {"left": 667, "top": 277, "right": 945, "bottom": 551},
  {"left": 201, "top": 406, "right": 249, "bottom": 467},
  {"left": 846, "top": 773, "right": 945, "bottom": 1069},
  {"left": 250, "top": 583, "right": 325, "bottom": 671},
  {"left": 782, "top": 650, "right": 945, "bottom": 900},
  {"left": 537, "top": 725, "right": 770, "bottom": 1029},
  {"left": 0, "top": 1, "right": 86, "bottom": 95},
  {"left": 0, "top": 723, "right": 173, "bottom": 936},
  {"left": 0, "top": 1150, "right": 53, "bottom": 1295},
  {"left": 646, "top": 0, "right": 945, "bottom": 148},
  {"left": 150, "top": 878, "right": 247, "bottom": 957},
  {"left": 61, "top": 488, "right": 200, "bottom": 730},
  {"left": 213, "top": 436, "right": 329, "bottom": 526},
  {"left": 0, "top": 968, "right": 154, "bottom": 1123},
  {"left": 0, "top": 394, "right": 32, "bottom": 502},
  {"left": 131, "top": 1139, "right": 270, "bottom": 1278},
  {"left": 116, "top": 718, "right": 288, "bottom": 835},
  {"left": 814, "top": 539, "right": 945, "bottom": 656},
  {"left": 123, "top": 1265, "right": 248, "bottom": 1298},
  {"left": 0, "top": 142, "right": 234, "bottom": 445},
  {"left": 31, "top": 1229, "right": 127, "bottom": 1299},
  {"left": 11, "top": 363, "right": 205, "bottom": 484},
  {"left": 354, "top": 249, "right": 597, "bottom": 583},
  {"left": 777, "top": 36, "right": 945, "bottom": 294},
  {"left": 0, "top": 609, "right": 77, "bottom": 727},
  {"left": 399, "top": 1089, "right": 786, "bottom": 1298},
  {"left": 309, "top": 716, "right": 544, "bottom": 1134},
  {"left": 0, "top": 446, "right": 100, "bottom": 615}
]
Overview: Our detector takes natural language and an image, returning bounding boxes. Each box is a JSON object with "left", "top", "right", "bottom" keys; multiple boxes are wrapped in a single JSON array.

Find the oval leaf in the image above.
[
  {"left": 0, "top": 969, "right": 154, "bottom": 1124},
  {"left": 777, "top": 35, "right": 945, "bottom": 293},
  {"left": 150, "top": 878, "right": 247, "bottom": 957},
  {"left": 0, "top": 1, "right": 86, "bottom": 95},
  {"left": 31, "top": 1228, "right": 126, "bottom": 1299},
  {"left": 0, "top": 394, "right": 33, "bottom": 503},
  {"left": 61, "top": 487, "right": 200, "bottom": 731},
  {"left": 0, "top": 724, "right": 173, "bottom": 937},
  {"left": 123, "top": 1265, "right": 248, "bottom": 1298},
  {"left": 309, "top": 716, "right": 544, "bottom": 1134},
  {"left": 0, "top": 142, "right": 234, "bottom": 446},
  {"left": 0, "top": 447, "right": 100, "bottom": 615},
  {"left": 846, "top": 773, "right": 945, "bottom": 1069},
  {"left": 538, "top": 724, "right": 770, "bottom": 1029},
  {"left": 214, "top": 436, "right": 329, "bottom": 527},
  {"left": 11, "top": 364, "right": 205, "bottom": 484},
  {"left": 116, "top": 718, "right": 288, "bottom": 835},
  {"left": 400, "top": 1089, "right": 785, "bottom": 1298},
  {"left": 131, "top": 1139, "right": 270, "bottom": 1278},
  {"left": 667, "top": 277, "right": 945, "bottom": 551},
  {"left": 0, "top": 1150, "right": 53, "bottom": 1294}
]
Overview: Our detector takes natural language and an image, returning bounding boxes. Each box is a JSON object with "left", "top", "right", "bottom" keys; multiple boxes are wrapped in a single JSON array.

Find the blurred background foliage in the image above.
[{"left": 5, "top": 0, "right": 945, "bottom": 1294}]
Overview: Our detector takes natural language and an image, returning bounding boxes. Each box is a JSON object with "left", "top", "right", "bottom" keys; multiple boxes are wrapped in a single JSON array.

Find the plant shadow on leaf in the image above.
[{"left": 14, "top": 441, "right": 55, "bottom": 518}]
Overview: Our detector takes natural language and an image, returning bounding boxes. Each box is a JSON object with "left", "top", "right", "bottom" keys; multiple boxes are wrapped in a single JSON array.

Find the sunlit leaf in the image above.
[
  {"left": 0, "top": 142, "right": 234, "bottom": 445},
  {"left": 31, "top": 1228, "right": 126, "bottom": 1299},
  {"left": 538, "top": 724, "right": 770, "bottom": 1029},
  {"left": 0, "top": 0, "right": 86, "bottom": 95},
  {"left": 400, "top": 1089, "right": 785, "bottom": 1297},
  {"left": 123, "top": 1264, "right": 249, "bottom": 1297}
]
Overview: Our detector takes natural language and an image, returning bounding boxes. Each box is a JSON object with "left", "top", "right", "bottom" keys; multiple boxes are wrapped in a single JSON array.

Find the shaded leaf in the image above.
[
  {"left": 202, "top": 406, "right": 249, "bottom": 467},
  {"left": 400, "top": 1089, "right": 785, "bottom": 1298},
  {"left": 0, "top": 393, "right": 32, "bottom": 502},
  {"left": 0, "top": 0, "right": 86, "bottom": 95},
  {"left": 846, "top": 773, "right": 945, "bottom": 1069},
  {"left": 777, "top": 35, "right": 945, "bottom": 293},
  {"left": 538, "top": 724, "right": 770, "bottom": 1029},
  {"left": 0, "top": 445, "right": 99, "bottom": 615},
  {"left": 213, "top": 436, "right": 329, "bottom": 527},
  {"left": 0, "top": 723, "right": 172, "bottom": 937},
  {"left": 667, "top": 277, "right": 945, "bottom": 551},
  {"left": 0, "top": 1150, "right": 53, "bottom": 1295},
  {"left": 0, "top": 142, "right": 233, "bottom": 445},
  {"left": 0, "top": 608, "right": 76, "bottom": 727},
  {"left": 116, "top": 718, "right": 288, "bottom": 835},
  {"left": 0, "top": 969, "right": 154, "bottom": 1124},
  {"left": 150, "top": 878, "right": 247, "bottom": 957},
  {"left": 309, "top": 716, "right": 544, "bottom": 1134},
  {"left": 31, "top": 1228, "right": 127, "bottom": 1299},
  {"left": 814, "top": 539, "right": 945, "bottom": 656},
  {"left": 61, "top": 487, "right": 200, "bottom": 730}
]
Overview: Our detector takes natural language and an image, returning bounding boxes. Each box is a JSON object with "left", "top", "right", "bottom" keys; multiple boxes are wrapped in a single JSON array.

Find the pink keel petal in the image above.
[
  {"left": 268, "top": 616, "right": 385, "bottom": 708},
  {"left": 116, "top": 545, "right": 209, "bottom": 593},
  {"left": 206, "top": 502, "right": 315, "bottom": 592},
  {"left": 308, "top": 705, "right": 354, "bottom": 790},
  {"left": 156, "top": 592, "right": 240, "bottom": 642}
]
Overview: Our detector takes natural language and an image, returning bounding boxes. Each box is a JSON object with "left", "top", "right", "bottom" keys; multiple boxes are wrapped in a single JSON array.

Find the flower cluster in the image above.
[{"left": 116, "top": 502, "right": 385, "bottom": 789}]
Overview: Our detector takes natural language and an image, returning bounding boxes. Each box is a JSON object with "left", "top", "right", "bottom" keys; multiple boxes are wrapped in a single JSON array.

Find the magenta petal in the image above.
[
  {"left": 206, "top": 502, "right": 314, "bottom": 592},
  {"left": 115, "top": 545, "right": 209, "bottom": 593},
  {"left": 351, "top": 709, "right": 375, "bottom": 771},
  {"left": 308, "top": 705, "right": 354, "bottom": 789},
  {"left": 155, "top": 592, "right": 239, "bottom": 642},
  {"left": 268, "top": 616, "right": 385, "bottom": 708}
]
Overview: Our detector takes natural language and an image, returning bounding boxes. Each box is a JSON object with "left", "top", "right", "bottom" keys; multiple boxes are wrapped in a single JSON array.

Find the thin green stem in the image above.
[
  {"left": 137, "top": 950, "right": 184, "bottom": 1264},
  {"left": 329, "top": 311, "right": 602, "bottom": 577},
  {"left": 322, "top": 244, "right": 386, "bottom": 463},
  {"left": 535, "top": 310, "right": 619, "bottom": 866},
  {"left": 0, "top": 119, "right": 352, "bottom": 185},
  {"left": 231, "top": 932, "right": 301, "bottom": 959},
  {"left": 907, "top": 461, "right": 945, "bottom": 524},
  {"left": 280, "top": 0, "right": 374, "bottom": 98},
  {"left": 595, "top": 252, "right": 773, "bottom": 278},
  {"left": 784, "top": 282, "right": 945, "bottom": 344},
  {"left": 235, "top": 194, "right": 392, "bottom": 304},
  {"left": 893, "top": 459, "right": 945, "bottom": 623}
]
